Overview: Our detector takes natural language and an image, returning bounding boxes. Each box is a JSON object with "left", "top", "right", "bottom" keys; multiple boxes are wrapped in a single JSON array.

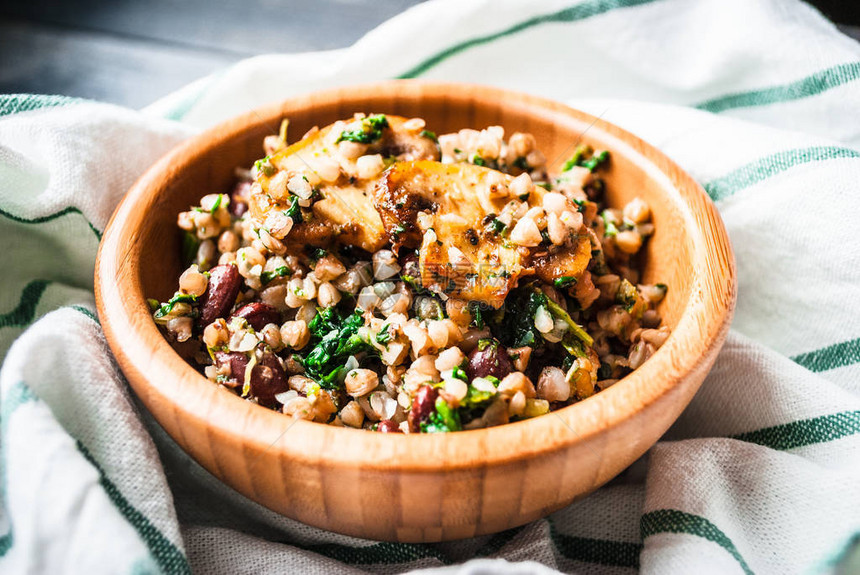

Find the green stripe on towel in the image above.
[
  {"left": 0, "top": 280, "right": 51, "bottom": 329},
  {"left": 0, "top": 94, "right": 82, "bottom": 118},
  {"left": 305, "top": 521, "right": 642, "bottom": 568},
  {"left": 69, "top": 305, "right": 100, "bottom": 325},
  {"left": 704, "top": 146, "right": 860, "bottom": 202},
  {"left": 0, "top": 381, "right": 190, "bottom": 574},
  {"left": 732, "top": 411, "right": 860, "bottom": 451},
  {"left": 0, "top": 204, "right": 102, "bottom": 239},
  {"left": 397, "top": 0, "right": 661, "bottom": 79},
  {"left": 792, "top": 337, "right": 860, "bottom": 373},
  {"left": 76, "top": 442, "right": 192, "bottom": 575},
  {"left": 641, "top": 509, "right": 754, "bottom": 575},
  {"left": 304, "top": 541, "right": 447, "bottom": 565},
  {"left": 551, "top": 526, "right": 641, "bottom": 568},
  {"left": 696, "top": 61, "right": 860, "bottom": 113},
  {"left": 302, "top": 526, "right": 525, "bottom": 566}
]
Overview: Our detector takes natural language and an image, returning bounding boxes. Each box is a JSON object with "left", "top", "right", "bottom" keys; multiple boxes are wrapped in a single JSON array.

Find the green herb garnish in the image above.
[
  {"left": 538, "top": 287, "right": 593, "bottom": 347},
  {"left": 601, "top": 210, "right": 619, "bottom": 237},
  {"left": 421, "top": 397, "right": 462, "bottom": 433},
  {"left": 489, "top": 217, "right": 507, "bottom": 235},
  {"left": 468, "top": 301, "right": 485, "bottom": 329},
  {"left": 554, "top": 276, "right": 577, "bottom": 289},
  {"left": 260, "top": 265, "right": 291, "bottom": 285},
  {"left": 581, "top": 150, "right": 609, "bottom": 171},
  {"left": 449, "top": 366, "right": 469, "bottom": 381},
  {"left": 460, "top": 386, "right": 495, "bottom": 409},
  {"left": 561, "top": 146, "right": 609, "bottom": 172},
  {"left": 616, "top": 279, "right": 639, "bottom": 312},
  {"left": 419, "top": 129, "right": 438, "bottom": 143},
  {"left": 336, "top": 114, "right": 389, "bottom": 144},
  {"left": 376, "top": 327, "right": 393, "bottom": 345},
  {"left": 512, "top": 156, "right": 529, "bottom": 171},
  {"left": 477, "top": 338, "right": 496, "bottom": 351},
  {"left": 153, "top": 292, "right": 197, "bottom": 319},
  {"left": 285, "top": 196, "right": 303, "bottom": 224},
  {"left": 254, "top": 157, "right": 275, "bottom": 177},
  {"left": 561, "top": 145, "right": 589, "bottom": 172}
]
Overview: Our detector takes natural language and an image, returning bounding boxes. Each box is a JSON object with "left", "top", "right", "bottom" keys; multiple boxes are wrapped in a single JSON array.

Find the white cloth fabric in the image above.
[{"left": 1, "top": 0, "right": 859, "bottom": 573}]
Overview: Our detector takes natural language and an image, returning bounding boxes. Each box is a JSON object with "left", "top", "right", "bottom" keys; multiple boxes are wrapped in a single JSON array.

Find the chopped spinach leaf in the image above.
[
  {"left": 181, "top": 231, "right": 199, "bottom": 267},
  {"left": 304, "top": 308, "right": 376, "bottom": 389},
  {"left": 488, "top": 286, "right": 546, "bottom": 348},
  {"left": 597, "top": 362, "right": 613, "bottom": 380}
]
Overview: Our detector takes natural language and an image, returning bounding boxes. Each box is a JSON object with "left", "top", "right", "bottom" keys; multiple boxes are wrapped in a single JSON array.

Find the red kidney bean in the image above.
[
  {"left": 231, "top": 302, "right": 280, "bottom": 331},
  {"left": 466, "top": 339, "right": 514, "bottom": 381},
  {"left": 230, "top": 181, "right": 251, "bottom": 217},
  {"left": 249, "top": 353, "right": 288, "bottom": 407},
  {"left": 398, "top": 250, "right": 420, "bottom": 274},
  {"left": 408, "top": 385, "right": 439, "bottom": 432},
  {"left": 213, "top": 351, "right": 248, "bottom": 387},
  {"left": 199, "top": 264, "right": 241, "bottom": 326},
  {"left": 376, "top": 420, "right": 402, "bottom": 433},
  {"left": 213, "top": 351, "right": 286, "bottom": 407}
]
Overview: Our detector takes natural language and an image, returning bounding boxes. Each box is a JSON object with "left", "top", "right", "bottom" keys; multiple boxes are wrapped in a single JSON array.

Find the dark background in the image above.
[{"left": 0, "top": 0, "right": 858, "bottom": 109}]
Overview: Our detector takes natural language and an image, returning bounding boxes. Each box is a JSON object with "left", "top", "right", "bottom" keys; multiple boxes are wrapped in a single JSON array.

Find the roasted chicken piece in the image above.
[
  {"left": 531, "top": 235, "right": 592, "bottom": 286},
  {"left": 250, "top": 114, "right": 439, "bottom": 252},
  {"left": 374, "top": 161, "right": 547, "bottom": 307}
]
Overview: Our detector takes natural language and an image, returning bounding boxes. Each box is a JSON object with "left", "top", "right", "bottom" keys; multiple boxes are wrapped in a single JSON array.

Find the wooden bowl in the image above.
[{"left": 95, "top": 81, "right": 736, "bottom": 542}]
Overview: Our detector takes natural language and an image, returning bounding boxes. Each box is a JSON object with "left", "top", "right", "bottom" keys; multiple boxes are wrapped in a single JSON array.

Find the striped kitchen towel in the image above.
[{"left": 1, "top": 0, "right": 859, "bottom": 573}]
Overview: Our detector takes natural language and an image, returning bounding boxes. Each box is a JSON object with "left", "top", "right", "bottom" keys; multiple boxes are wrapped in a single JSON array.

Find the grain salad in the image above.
[{"left": 150, "top": 113, "right": 670, "bottom": 433}]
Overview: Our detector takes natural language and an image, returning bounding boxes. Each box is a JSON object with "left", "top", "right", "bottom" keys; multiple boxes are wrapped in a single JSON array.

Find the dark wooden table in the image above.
[
  {"left": 1, "top": 0, "right": 856, "bottom": 109},
  {"left": 0, "top": 0, "right": 425, "bottom": 108}
]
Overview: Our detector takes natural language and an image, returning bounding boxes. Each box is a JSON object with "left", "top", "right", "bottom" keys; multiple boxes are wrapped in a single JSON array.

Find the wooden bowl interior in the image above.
[{"left": 144, "top": 95, "right": 692, "bottom": 331}]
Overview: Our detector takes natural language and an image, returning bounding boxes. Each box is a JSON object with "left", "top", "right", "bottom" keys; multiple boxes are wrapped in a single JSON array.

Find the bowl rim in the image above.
[{"left": 95, "top": 80, "right": 736, "bottom": 473}]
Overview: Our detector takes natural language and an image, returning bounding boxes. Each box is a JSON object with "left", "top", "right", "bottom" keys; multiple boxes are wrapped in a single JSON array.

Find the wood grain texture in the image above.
[{"left": 94, "top": 81, "right": 737, "bottom": 542}]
